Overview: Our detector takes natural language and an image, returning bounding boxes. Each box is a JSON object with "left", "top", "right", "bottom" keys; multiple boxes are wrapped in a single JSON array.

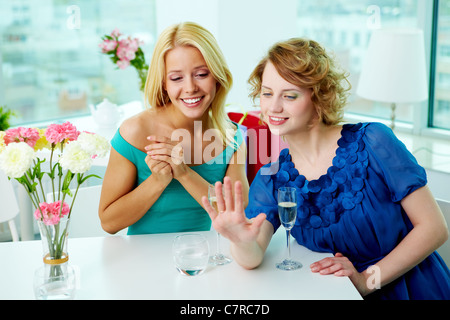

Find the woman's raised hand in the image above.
[{"left": 202, "top": 176, "right": 266, "bottom": 244}]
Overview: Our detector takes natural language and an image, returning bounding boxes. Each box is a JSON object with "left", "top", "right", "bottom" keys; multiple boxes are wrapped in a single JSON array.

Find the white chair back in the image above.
[
  {"left": 0, "top": 171, "right": 20, "bottom": 241},
  {"left": 437, "top": 199, "right": 450, "bottom": 267}
]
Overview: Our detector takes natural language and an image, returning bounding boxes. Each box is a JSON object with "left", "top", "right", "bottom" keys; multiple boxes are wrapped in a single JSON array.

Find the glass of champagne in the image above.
[
  {"left": 208, "top": 184, "right": 232, "bottom": 265},
  {"left": 276, "top": 187, "right": 302, "bottom": 271}
]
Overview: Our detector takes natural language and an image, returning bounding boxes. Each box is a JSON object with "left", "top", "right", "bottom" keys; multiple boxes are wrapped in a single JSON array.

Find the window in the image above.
[
  {"left": 0, "top": 0, "right": 156, "bottom": 126},
  {"left": 431, "top": 0, "right": 450, "bottom": 130},
  {"left": 296, "top": 0, "right": 424, "bottom": 125}
]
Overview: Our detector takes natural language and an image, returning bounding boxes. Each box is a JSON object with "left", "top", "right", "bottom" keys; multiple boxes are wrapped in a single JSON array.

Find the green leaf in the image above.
[
  {"left": 62, "top": 171, "right": 74, "bottom": 192},
  {"left": 62, "top": 188, "right": 73, "bottom": 198},
  {"left": 81, "top": 174, "right": 101, "bottom": 185}
]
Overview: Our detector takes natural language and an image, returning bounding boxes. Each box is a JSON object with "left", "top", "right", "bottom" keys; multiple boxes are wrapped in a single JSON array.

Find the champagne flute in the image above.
[
  {"left": 276, "top": 187, "right": 302, "bottom": 271},
  {"left": 208, "top": 184, "right": 232, "bottom": 265}
]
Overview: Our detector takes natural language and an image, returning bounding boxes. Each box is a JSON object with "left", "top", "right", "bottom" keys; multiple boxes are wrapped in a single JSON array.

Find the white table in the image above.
[{"left": 0, "top": 228, "right": 361, "bottom": 300}]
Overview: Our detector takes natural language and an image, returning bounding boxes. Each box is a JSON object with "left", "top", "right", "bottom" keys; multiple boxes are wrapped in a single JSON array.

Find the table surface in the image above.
[{"left": 0, "top": 228, "right": 362, "bottom": 300}]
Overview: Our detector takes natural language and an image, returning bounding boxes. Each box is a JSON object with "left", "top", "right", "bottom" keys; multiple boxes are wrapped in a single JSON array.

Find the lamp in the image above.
[{"left": 356, "top": 28, "right": 428, "bottom": 130}]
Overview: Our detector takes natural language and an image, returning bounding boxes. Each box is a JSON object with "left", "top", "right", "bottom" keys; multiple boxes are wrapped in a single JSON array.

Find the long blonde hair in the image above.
[{"left": 144, "top": 22, "right": 235, "bottom": 147}]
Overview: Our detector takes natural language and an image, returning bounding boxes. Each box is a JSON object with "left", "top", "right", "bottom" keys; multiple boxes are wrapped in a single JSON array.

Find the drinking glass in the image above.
[
  {"left": 33, "top": 264, "right": 76, "bottom": 300},
  {"left": 276, "top": 187, "right": 302, "bottom": 271},
  {"left": 172, "top": 234, "right": 209, "bottom": 276},
  {"left": 208, "top": 184, "right": 232, "bottom": 265}
]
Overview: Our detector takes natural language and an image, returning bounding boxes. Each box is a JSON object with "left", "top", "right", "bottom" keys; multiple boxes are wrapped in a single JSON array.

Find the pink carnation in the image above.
[
  {"left": 34, "top": 200, "right": 70, "bottom": 225},
  {"left": 99, "top": 39, "right": 117, "bottom": 53},
  {"left": 116, "top": 59, "right": 130, "bottom": 69},
  {"left": 110, "top": 28, "right": 121, "bottom": 38},
  {"left": 127, "top": 37, "right": 140, "bottom": 52},
  {"left": 4, "top": 127, "right": 40, "bottom": 148},
  {"left": 44, "top": 122, "right": 80, "bottom": 145},
  {"left": 117, "top": 39, "right": 137, "bottom": 61}
]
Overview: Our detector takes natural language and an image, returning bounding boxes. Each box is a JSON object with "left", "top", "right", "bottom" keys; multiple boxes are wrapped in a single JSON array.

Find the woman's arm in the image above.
[
  {"left": 311, "top": 185, "right": 449, "bottom": 296},
  {"left": 98, "top": 148, "right": 173, "bottom": 234},
  {"left": 364, "top": 186, "right": 448, "bottom": 292},
  {"left": 98, "top": 117, "right": 174, "bottom": 234},
  {"left": 202, "top": 177, "right": 272, "bottom": 269}
]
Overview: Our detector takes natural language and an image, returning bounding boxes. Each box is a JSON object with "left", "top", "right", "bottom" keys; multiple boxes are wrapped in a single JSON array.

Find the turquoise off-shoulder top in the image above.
[{"left": 111, "top": 124, "right": 244, "bottom": 235}]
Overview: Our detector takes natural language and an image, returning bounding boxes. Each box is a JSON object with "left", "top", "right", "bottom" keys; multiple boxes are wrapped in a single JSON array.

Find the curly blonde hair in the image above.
[{"left": 248, "top": 38, "right": 351, "bottom": 126}]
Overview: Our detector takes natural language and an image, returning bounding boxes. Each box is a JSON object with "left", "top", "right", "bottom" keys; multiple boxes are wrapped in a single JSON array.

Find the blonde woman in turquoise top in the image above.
[{"left": 99, "top": 22, "right": 248, "bottom": 235}]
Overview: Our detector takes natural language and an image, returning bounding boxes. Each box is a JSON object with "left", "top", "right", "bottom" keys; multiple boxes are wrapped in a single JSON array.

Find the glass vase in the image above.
[{"left": 33, "top": 217, "right": 76, "bottom": 300}]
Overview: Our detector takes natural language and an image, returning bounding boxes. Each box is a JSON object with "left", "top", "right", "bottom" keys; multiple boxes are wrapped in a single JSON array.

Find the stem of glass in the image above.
[
  {"left": 216, "top": 232, "right": 221, "bottom": 255},
  {"left": 286, "top": 229, "right": 291, "bottom": 260}
]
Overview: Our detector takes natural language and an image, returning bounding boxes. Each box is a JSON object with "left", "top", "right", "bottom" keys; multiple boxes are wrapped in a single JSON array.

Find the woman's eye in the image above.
[
  {"left": 195, "top": 72, "right": 209, "bottom": 78},
  {"left": 170, "top": 76, "right": 182, "bottom": 82},
  {"left": 261, "top": 92, "right": 272, "bottom": 97},
  {"left": 285, "top": 94, "right": 298, "bottom": 100}
]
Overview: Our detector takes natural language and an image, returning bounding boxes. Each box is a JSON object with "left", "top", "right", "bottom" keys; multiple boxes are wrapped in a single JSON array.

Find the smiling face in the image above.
[
  {"left": 164, "top": 46, "right": 217, "bottom": 120},
  {"left": 260, "top": 61, "right": 317, "bottom": 136}
]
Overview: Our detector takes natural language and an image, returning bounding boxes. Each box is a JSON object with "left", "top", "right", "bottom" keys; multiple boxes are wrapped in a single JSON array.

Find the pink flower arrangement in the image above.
[
  {"left": 44, "top": 122, "right": 80, "bottom": 145},
  {"left": 34, "top": 200, "right": 70, "bottom": 226},
  {"left": 0, "top": 122, "right": 109, "bottom": 254},
  {"left": 2, "top": 121, "right": 80, "bottom": 151},
  {"left": 99, "top": 28, "right": 148, "bottom": 91},
  {"left": 3, "top": 127, "right": 40, "bottom": 148}
]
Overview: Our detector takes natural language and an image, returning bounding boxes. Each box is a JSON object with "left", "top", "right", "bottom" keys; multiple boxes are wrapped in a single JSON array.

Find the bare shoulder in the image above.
[
  {"left": 119, "top": 109, "right": 156, "bottom": 151},
  {"left": 119, "top": 108, "right": 174, "bottom": 151}
]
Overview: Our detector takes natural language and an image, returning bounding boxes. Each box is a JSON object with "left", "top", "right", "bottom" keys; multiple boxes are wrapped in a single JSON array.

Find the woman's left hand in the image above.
[
  {"left": 146, "top": 135, "right": 189, "bottom": 180},
  {"left": 310, "top": 253, "right": 370, "bottom": 296}
]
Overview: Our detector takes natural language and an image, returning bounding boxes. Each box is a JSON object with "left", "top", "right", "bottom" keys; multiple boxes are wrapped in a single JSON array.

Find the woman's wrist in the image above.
[
  {"left": 230, "top": 240, "right": 264, "bottom": 270},
  {"left": 174, "top": 165, "right": 193, "bottom": 183},
  {"left": 356, "top": 268, "right": 380, "bottom": 296},
  {"left": 146, "top": 172, "right": 172, "bottom": 188}
]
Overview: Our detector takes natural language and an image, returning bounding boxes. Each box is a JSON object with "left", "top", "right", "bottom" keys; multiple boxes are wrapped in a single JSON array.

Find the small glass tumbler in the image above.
[
  {"left": 33, "top": 264, "right": 76, "bottom": 300},
  {"left": 172, "top": 234, "right": 209, "bottom": 276}
]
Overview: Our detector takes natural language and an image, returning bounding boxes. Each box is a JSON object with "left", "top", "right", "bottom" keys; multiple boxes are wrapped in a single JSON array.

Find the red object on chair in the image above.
[{"left": 228, "top": 111, "right": 272, "bottom": 185}]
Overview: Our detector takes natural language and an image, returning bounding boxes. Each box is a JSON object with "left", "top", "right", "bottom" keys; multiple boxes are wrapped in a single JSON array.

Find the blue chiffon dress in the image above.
[{"left": 245, "top": 122, "right": 450, "bottom": 300}]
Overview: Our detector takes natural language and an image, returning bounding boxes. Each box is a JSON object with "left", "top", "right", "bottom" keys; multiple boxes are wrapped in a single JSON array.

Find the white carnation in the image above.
[
  {"left": 59, "top": 141, "right": 93, "bottom": 173},
  {"left": 77, "top": 131, "right": 110, "bottom": 158},
  {"left": 0, "top": 142, "right": 35, "bottom": 178}
]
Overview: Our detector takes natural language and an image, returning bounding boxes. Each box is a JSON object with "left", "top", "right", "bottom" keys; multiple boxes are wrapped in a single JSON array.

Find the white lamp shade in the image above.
[{"left": 357, "top": 28, "right": 428, "bottom": 103}]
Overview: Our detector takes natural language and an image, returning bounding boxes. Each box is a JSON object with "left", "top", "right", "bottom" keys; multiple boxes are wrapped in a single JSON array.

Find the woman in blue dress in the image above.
[
  {"left": 99, "top": 22, "right": 248, "bottom": 235},
  {"left": 202, "top": 38, "right": 450, "bottom": 299}
]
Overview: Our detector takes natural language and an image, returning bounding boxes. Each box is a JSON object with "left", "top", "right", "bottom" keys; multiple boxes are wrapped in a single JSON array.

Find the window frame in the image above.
[
  {"left": 421, "top": 0, "right": 450, "bottom": 138},
  {"left": 428, "top": 0, "right": 439, "bottom": 129}
]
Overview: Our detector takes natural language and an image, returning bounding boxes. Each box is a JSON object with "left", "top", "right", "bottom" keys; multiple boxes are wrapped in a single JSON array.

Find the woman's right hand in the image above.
[
  {"left": 202, "top": 176, "right": 266, "bottom": 244},
  {"left": 144, "top": 151, "right": 173, "bottom": 186}
]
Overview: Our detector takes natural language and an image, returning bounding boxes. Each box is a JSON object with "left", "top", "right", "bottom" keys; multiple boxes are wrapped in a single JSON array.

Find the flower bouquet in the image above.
[
  {"left": 99, "top": 28, "right": 148, "bottom": 91},
  {"left": 0, "top": 122, "right": 109, "bottom": 288}
]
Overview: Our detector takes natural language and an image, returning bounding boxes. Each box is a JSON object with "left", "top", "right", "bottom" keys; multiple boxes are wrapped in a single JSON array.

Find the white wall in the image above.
[
  {"left": 427, "top": 169, "right": 450, "bottom": 202},
  {"left": 155, "top": 0, "right": 298, "bottom": 111}
]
